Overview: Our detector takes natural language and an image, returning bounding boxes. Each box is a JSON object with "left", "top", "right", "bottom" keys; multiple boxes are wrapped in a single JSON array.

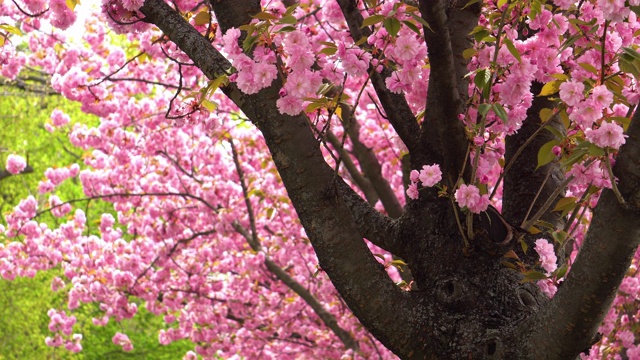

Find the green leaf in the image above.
[
  {"left": 520, "top": 237, "right": 529, "bottom": 254},
  {"left": 284, "top": 3, "right": 298, "bottom": 16},
  {"left": 552, "top": 197, "right": 577, "bottom": 212},
  {"left": 0, "top": 24, "right": 23, "bottom": 36},
  {"left": 503, "top": 250, "right": 520, "bottom": 260},
  {"left": 554, "top": 264, "right": 569, "bottom": 279},
  {"left": 402, "top": 20, "right": 420, "bottom": 35},
  {"left": 462, "top": 0, "right": 482, "bottom": 9},
  {"left": 355, "top": 36, "right": 368, "bottom": 46},
  {"left": 410, "top": 13, "right": 433, "bottom": 32},
  {"left": 276, "top": 26, "right": 297, "bottom": 33},
  {"left": 503, "top": 38, "right": 521, "bottom": 63},
  {"left": 622, "top": 46, "right": 640, "bottom": 60},
  {"left": 279, "top": 15, "right": 297, "bottom": 25},
  {"left": 527, "top": 226, "right": 541, "bottom": 234},
  {"left": 305, "top": 100, "right": 327, "bottom": 113},
  {"left": 200, "top": 99, "right": 217, "bottom": 112},
  {"left": 253, "top": 11, "right": 278, "bottom": 21},
  {"left": 588, "top": 143, "right": 605, "bottom": 156},
  {"left": 361, "top": 14, "right": 385, "bottom": 28},
  {"left": 492, "top": 103, "right": 509, "bottom": 124},
  {"left": 497, "top": 0, "right": 508, "bottom": 8},
  {"left": 539, "top": 80, "right": 562, "bottom": 96},
  {"left": 535, "top": 220, "right": 557, "bottom": 231},
  {"left": 391, "top": 259, "right": 408, "bottom": 266},
  {"left": 206, "top": 74, "right": 228, "bottom": 96},
  {"left": 65, "top": 0, "right": 78, "bottom": 10},
  {"left": 193, "top": 11, "right": 210, "bottom": 26},
  {"left": 536, "top": 139, "right": 559, "bottom": 169},
  {"left": 561, "top": 147, "right": 588, "bottom": 169},
  {"left": 474, "top": 68, "right": 491, "bottom": 91},
  {"left": 551, "top": 230, "right": 568, "bottom": 244},
  {"left": 319, "top": 47, "right": 337, "bottom": 56},
  {"left": 462, "top": 48, "right": 477, "bottom": 60},
  {"left": 383, "top": 17, "right": 402, "bottom": 38},
  {"left": 520, "top": 270, "right": 549, "bottom": 283},
  {"left": 619, "top": 53, "right": 640, "bottom": 80},
  {"left": 478, "top": 103, "right": 492, "bottom": 117},
  {"left": 543, "top": 124, "right": 563, "bottom": 139},
  {"left": 473, "top": 29, "right": 490, "bottom": 43},
  {"left": 578, "top": 62, "right": 599, "bottom": 76},
  {"left": 242, "top": 34, "right": 259, "bottom": 52}
]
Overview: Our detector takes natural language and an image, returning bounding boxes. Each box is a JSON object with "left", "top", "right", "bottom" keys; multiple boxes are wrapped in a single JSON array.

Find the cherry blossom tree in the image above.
[{"left": 1, "top": 0, "right": 640, "bottom": 359}]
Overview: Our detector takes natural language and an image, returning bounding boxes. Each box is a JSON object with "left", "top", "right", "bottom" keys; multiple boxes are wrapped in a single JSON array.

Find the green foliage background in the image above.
[{"left": 0, "top": 83, "right": 194, "bottom": 359}]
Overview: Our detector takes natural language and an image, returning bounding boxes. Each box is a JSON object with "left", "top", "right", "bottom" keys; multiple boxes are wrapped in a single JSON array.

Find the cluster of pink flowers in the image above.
[
  {"left": 585, "top": 121, "right": 627, "bottom": 149},
  {"left": 49, "top": 0, "right": 77, "bottom": 30},
  {"left": 534, "top": 239, "right": 559, "bottom": 298},
  {"left": 112, "top": 332, "right": 133, "bottom": 351},
  {"left": 222, "top": 29, "right": 278, "bottom": 96},
  {"left": 44, "top": 309, "right": 83, "bottom": 352},
  {"left": 406, "top": 164, "right": 442, "bottom": 200},
  {"left": 50, "top": 109, "right": 71, "bottom": 128},
  {"left": 5, "top": 154, "right": 26, "bottom": 175},
  {"left": 454, "top": 184, "right": 490, "bottom": 214}
]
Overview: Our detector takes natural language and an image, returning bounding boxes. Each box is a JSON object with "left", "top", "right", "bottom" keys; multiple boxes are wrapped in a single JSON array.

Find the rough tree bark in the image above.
[{"left": 138, "top": 1, "right": 640, "bottom": 359}]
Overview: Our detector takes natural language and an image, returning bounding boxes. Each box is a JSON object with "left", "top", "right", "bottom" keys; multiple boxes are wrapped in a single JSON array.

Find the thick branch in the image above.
[
  {"left": 139, "top": 1, "right": 424, "bottom": 356},
  {"left": 335, "top": 0, "right": 422, "bottom": 156},
  {"left": 0, "top": 77, "right": 57, "bottom": 95},
  {"left": 208, "top": 0, "right": 260, "bottom": 33},
  {"left": 528, "top": 108, "right": 640, "bottom": 359},
  {"left": 344, "top": 112, "right": 404, "bottom": 218},
  {"left": 503, "top": 83, "right": 566, "bottom": 261},
  {"left": 0, "top": 165, "right": 34, "bottom": 181},
  {"left": 418, "top": 0, "right": 473, "bottom": 185},
  {"left": 336, "top": 180, "right": 401, "bottom": 255},
  {"left": 326, "top": 130, "right": 379, "bottom": 205},
  {"left": 503, "top": 84, "right": 564, "bottom": 226}
]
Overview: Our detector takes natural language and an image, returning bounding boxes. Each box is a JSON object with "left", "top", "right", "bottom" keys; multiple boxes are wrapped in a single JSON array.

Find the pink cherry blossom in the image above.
[
  {"left": 6, "top": 154, "right": 26, "bottom": 175},
  {"left": 406, "top": 182, "right": 419, "bottom": 200},
  {"left": 454, "top": 184, "right": 481, "bottom": 210},
  {"left": 585, "top": 121, "right": 627, "bottom": 149},
  {"left": 468, "top": 194, "right": 490, "bottom": 214},
  {"left": 112, "top": 332, "right": 133, "bottom": 351},
  {"left": 559, "top": 80, "right": 585, "bottom": 107},
  {"left": 590, "top": 85, "right": 614, "bottom": 109},
  {"left": 51, "top": 109, "right": 71, "bottom": 127},
  {"left": 418, "top": 164, "right": 442, "bottom": 187},
  {"left": 534, "top": 239, "right": 558, "bottom": 273},
  {"left": 276, "top": 95, "right": 304, "bottom": 116},
  {"left": 393, "top": 34, "right": 421, "bottom": 62}
]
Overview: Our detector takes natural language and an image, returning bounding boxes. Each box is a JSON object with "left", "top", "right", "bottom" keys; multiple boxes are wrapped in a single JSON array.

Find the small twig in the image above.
[{"left": 604, "top": 149, "right": 627, "bottom": 206}]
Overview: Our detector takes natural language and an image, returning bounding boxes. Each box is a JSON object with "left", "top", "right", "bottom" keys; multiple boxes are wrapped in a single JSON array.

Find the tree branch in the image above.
[
  {"left": 335, "top": 180, "right": 401, "bottom": 256},
  {"left": 335, "top": 0, "right": 422, "bottom": 156},
  {"left": 0, "top": 165, "right": 34, "bottom": 181},
  {"left": 342, "top": 106, "right": 404, "bottom": 218},
  {"left": 528, "top": 107, "right": 640, "bottom": 359},
  {"left": 503, "top": 83, "right": 567, "bottom": 262},
  {"left": 326, "top": 130, "right": 379, "bottom": 205},
  {"left": 417, "top": 0, "right": 475, "bottom": 185}
]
